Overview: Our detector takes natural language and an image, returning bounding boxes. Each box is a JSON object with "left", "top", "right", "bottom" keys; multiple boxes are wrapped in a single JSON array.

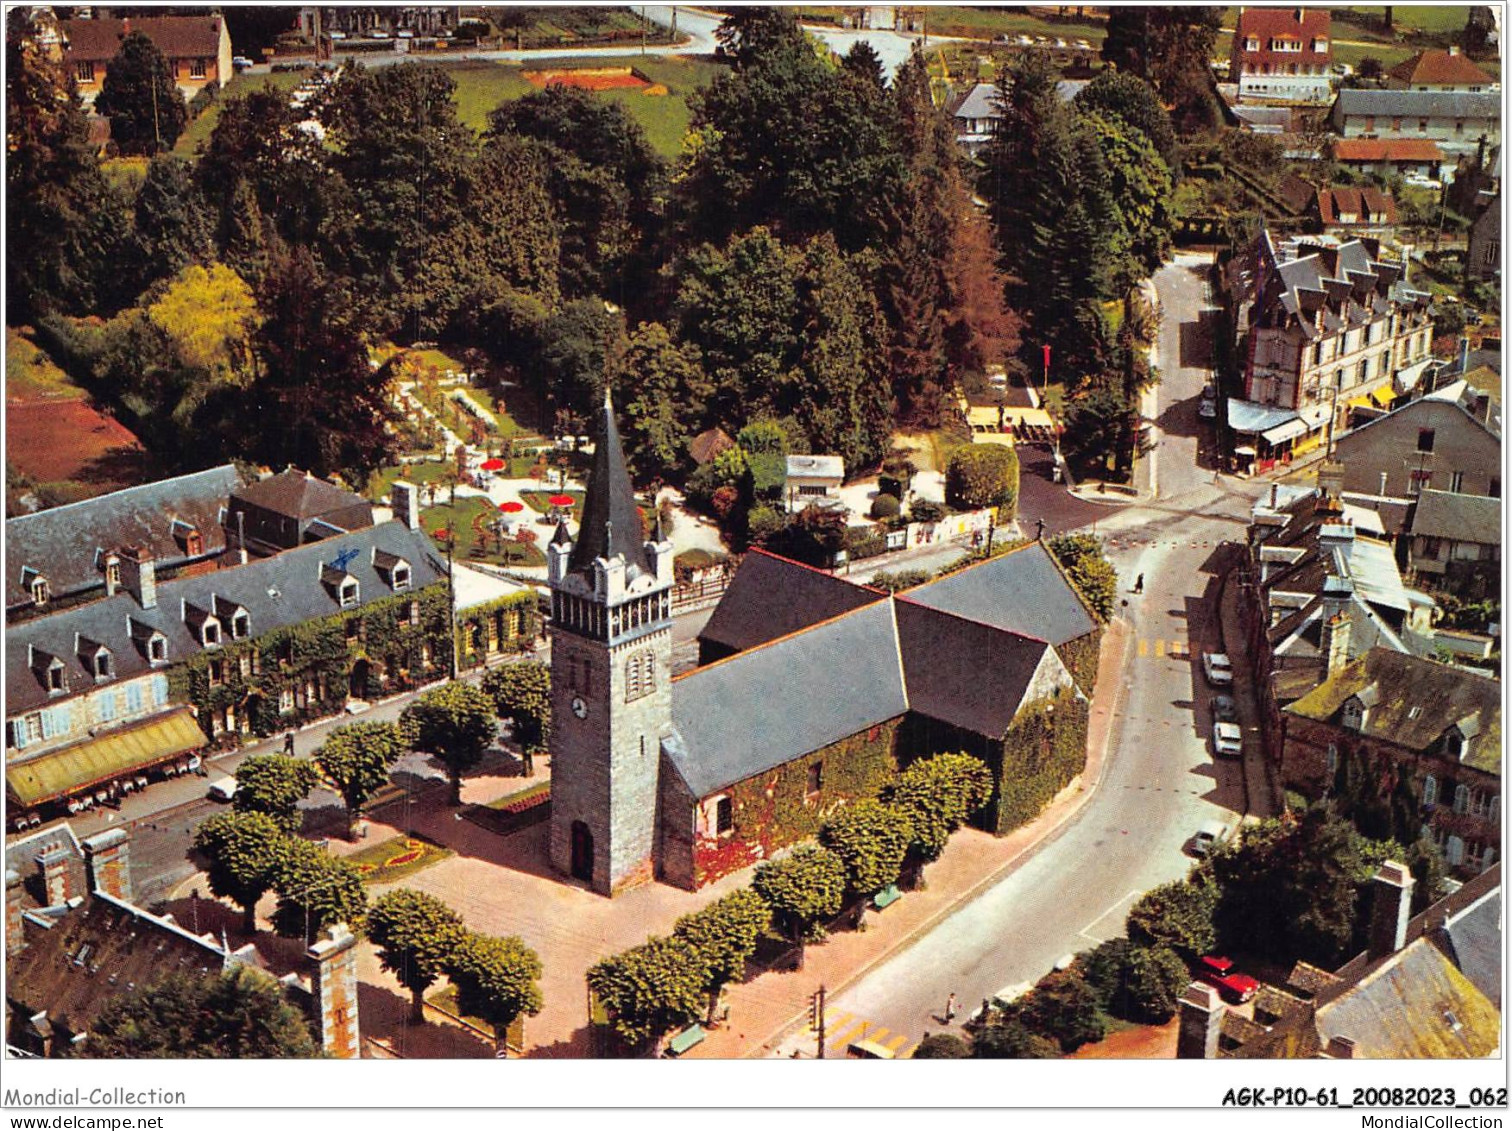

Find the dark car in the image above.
[{"left": 1199, "top": 955, "right": 1259, "bottom": 1003}]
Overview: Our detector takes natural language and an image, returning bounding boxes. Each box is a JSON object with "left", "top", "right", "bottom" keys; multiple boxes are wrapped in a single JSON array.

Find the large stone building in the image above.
[
  {"left": 1330, "top": 88, "right": 1501, "bottom": 160},
  {"left": 1228, "top": 231, "right": 1435, "bottom": 471},
  {"left": 61, "top": 15, "right": 233, "bottom": 106},
  {"left": 1330, "top": 380, "right": 1502, "bottom": 501},
  {"left": 1230, "top": 7, "right": 1334, "bottom": 105},
  {"left": 545, "top": 396, "right": 1101, "bottom": 895}
]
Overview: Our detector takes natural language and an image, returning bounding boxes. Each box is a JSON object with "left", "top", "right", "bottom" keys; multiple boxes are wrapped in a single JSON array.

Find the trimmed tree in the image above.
[
  {"left": 85, "top": 968, "right": 317, "bottom": 1058},
  {"left": 193, "top": 810, "right": 290, "bottom": 935},
  {"left": 481, "top": 660, "right": 552, "bottom": 760},
  {"left": 448, "top": 931, "right": 544, "bottom": 1055},
  {"left": 673, "top": 888, "right": 772, "bottom": 1021},
  {"left": 1125, "top": 878, "right": 1218, "bottom": 959},
  {"left": 818, "top": 799, "right": 914, "bottom": 896},
  {"left": 367, "top": 889, "right": 467, "bottom": 1025},
  {"left": 1015, "top": 967, "right": 1105, "bottom": 1053},
  {"left": 913, "top": 1032, "right": 971, "bottom": 1058},
  {"left": 945, "top": 443, "right": 1019, "bottom": 516},
  {"left": 400, "top": 681, "right": 497, "bottom": 805},
  {"left": 587, "top": 935, "right": 708, "bottom": 1049},
  {"left": 1125, "top": 945, "right": 1189, "bottom": 1023},
  {"left": 972, "top": 1019, "right": 1061, "bottom": 1059},
  {"left": 314, "top": 721, "right": 403, "bottom": 839},
  {"left": 752, "top": 845, "right": 847, "bottom": 967},
  {"left": 887, "top": 753, "right": 992, "bottom": 862},
  {"left": 233, "top": 754, "right": 318, "bottom": 834},
  {"left": 271, "top": 839, "right": 367, "bottom": 943},
  {"left": 1048, "top": 532, "right": 1119, "bottom": 621},
  {"left": 93, "top": 30, "right": 188, "bottom": 155}
]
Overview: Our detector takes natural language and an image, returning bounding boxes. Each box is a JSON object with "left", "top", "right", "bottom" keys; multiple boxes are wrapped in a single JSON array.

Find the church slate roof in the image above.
[
  {"left": 6, "top": 464, "right": 245, "bottom": 610},
  {"left": 699, "top": 549, "right": 885, "bottom": 655},
  {"left": 570, "top": 394, "right": 650, "bottom": 578},
  {"left": 665, "top": 600, "right": 909, "bottom": 798},
  {"left": 894, "top": 600, "right": 1053, "bottom": 738},
  {"left": 903, "top": 541, "right": 1098, "bottom": 647},
  {"left": 6, "top": 522, "right": 444, "bottom": 714}
]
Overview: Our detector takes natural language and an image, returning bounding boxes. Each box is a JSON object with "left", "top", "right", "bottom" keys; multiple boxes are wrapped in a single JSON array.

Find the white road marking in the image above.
[{"left": 1077, "top": 888, "right": 1144, "bottom": 944}]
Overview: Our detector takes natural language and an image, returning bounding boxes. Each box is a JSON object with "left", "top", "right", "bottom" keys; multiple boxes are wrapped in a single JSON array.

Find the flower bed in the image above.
[{"left": 345, "top": 834, "right": 454, "bottom": 885}]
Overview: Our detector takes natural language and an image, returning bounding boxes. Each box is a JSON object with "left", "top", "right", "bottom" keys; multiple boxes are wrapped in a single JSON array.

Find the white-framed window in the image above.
[
  {"left": 393, "top": 566, "right": 411, "bottom": 591},
  {"left": 1342, "top": 700, "right": 1364, "bottom": 731},
  {"left": 1446, "top": 835, "right": 1465, "bottom": 866},
  {"left": 409, "top": 600, "right": 421, "bottom": 626},
  {"left": 340, "top": 579, "right": 359, "bottom": 608},
  {"left": 149, "top": 635, "right": 168, "bottom": 664},
  {"left": 1453, "top": 783, "right": 1470, "bottom": 815},
  {"left": 47, "top": 663, "right": 65, "bottom": 693},
  {"left": 715, "top": 795, "right": 734, "bottom": 836},
  {"left": 1325, "top": 743, "right": 1339, "bottom": 773},
  {"left": 202, "top": 621, "right": 221, "bottom": 647},
  {"left": 190, "top": 57, "right": 207, "bottom": 79},
  {"left": 93, "top": 650, "right": 112, "bottom": 679},
  {"left": 24, "top": 713, "right": 43, "bottom": 744},
  {"left": 75, "top": 61, "right": 94, "bottom": 83},
  {"left": 1422, "top": 773, "right": 1438, "bottom": 806},
  {"left": 31, "top": 576, "right": 49, "bottom": 606},
  {"left": 231, "top": 612, "right": 250, "bottom": 639},
  {"left": 105, "top": 559, "right": 121, "bottom": 590},
  {"left": 238, "top": 655, "right": 252, "bottom": 679},
  {"left": 279, "top": 688, "right": 295, "bottom": 713}
]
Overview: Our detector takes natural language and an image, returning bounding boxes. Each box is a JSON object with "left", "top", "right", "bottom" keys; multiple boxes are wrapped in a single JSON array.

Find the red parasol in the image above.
[
  {"left": 548, "top": 494, "right": 575, "bottom": 507},
  {"left": 480, "top": 458, "right": 506, "bottom": 471},
  {"left": 498, "top": 500, "right": 525, "bottom": 513}
]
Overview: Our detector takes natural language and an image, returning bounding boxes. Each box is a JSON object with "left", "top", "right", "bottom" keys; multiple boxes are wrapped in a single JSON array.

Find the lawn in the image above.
[
  {"left": 423, "top": 494, "right": 548, "bottom": 568},
  {"left": 7, "top": 328, "right": 86, "bottom": 404},
  {"left": 345, "top": 834, "right": 453, "bottom": 885},
  {"left": 519, "top": 488, "right": 585, "bottom": 518},
  {"left": 368, "top": 459, "right": 459, "bottom": 502}
]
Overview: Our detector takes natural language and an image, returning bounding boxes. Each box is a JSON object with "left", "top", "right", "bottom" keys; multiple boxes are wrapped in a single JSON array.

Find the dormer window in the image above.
[
  {"left": 93, "top": 649, "right": 112, "bottom": 679},
  {"left": 1443, "top": 729, "right": 1466, "bottom": 761},
  {"left": 31, "top": 576, "right": 49, "bottom": 606},
  {"left": 46, "top": 660, "right": 66, "bottom": 694},
  {"left": 340, "top": 578, "right": 359, "bottom": 608},
  {"left": 149, "top": 635, "right": 167, "bottom": 664},
  {"left": 105, "top": 559, "right": 121, "bottom": 590},
  {"left": 1341, "top": 699, "right": 1364, "bottom": 731},
  {"left": 186, "top": 529, "right": 203, "bottom": 555},
  {"left": 232, "top": 611, "right": 250, "bottom": 640},
  {"left": 203, "top": 621, "right": 221, "bottom": 647},
  {"left": 393, "top": 565, "right": 411, "bottom": 590},
  {"left": 374, "top": 549, "right": 411, "bottom": 591}
]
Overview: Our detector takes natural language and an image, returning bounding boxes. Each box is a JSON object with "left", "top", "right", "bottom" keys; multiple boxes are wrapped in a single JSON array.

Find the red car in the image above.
[{"left": 1199, "top": 955, "right": 1259, "bottom": 1004}]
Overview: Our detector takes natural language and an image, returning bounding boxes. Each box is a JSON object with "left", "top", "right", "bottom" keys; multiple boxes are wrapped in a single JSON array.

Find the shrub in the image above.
[
  {"left": 913, "top": 1033, "right": 971, "bottom": 1058},
  {"left": 945, "top": 445, "right": 1019, "bottom": 516},
  {"left": 1013, "top": 968, "right": 1105, "bottom": 1052},
  {"left": 972, "top": 1019, "right": 1060, "bottom": 1059},
  {"left": 909, "top": 499, "right": 945, "bottom": 524},
  {"left": 1078, "top": 937, "right": 1135, "bottom": 1013},
  {"left": 869, "top": 493, "right": 901, "bottom": 520},
  {"left": 818, "top": 799, "right": 913, "bottom": 895},
  {"left": 887, "top": 753, "right": 992, "bottom": 861},
  {"left": 746, "top": 503, "right": 786, "bottom": 545},
  {"left": 868, "top": 568, "right": 929, "bottom": 593},
  {"left": 1125, "top": 945, "right": 1189, "bottom": 1023},
  {"left": 752, "top": 846, "right": 847, "bottom": 945},
  {"left": 1126, "top": 878, "right": 1218, "bottom": 959}
]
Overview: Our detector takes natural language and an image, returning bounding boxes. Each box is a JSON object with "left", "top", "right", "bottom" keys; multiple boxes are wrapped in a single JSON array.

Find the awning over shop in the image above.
[
  {"left": 6, "top": 708, "right": 205, "bottom": 808},
  {"left": 1371, "top": 385, "right": 1397, "bottom": 408},
  {"left": 1226, "top": 397, "right": 1300, "bottom": 436},
  {"left": 1262, "top": 418, "right": 1309, "bottom": 445},
  {"left": 1347, "top": 394, "right": 1374, "bottom": 411}
]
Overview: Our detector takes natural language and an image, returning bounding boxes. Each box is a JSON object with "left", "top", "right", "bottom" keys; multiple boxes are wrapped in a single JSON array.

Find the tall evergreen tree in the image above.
[
  {"left": 94, "top": 30, "right": 187, "bottom": 155},
  {"left": 130, "top": 155, "right": 216, "bottom": 295}
]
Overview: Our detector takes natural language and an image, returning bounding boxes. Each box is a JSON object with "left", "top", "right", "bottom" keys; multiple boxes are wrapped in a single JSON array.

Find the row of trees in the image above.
[{"left": 589, "top": 753, "right": 990, "bottom": 1049}]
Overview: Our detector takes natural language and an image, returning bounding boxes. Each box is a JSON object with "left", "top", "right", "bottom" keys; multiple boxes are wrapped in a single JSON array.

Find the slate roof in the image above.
[
  {"left": 6, "top": 522, "right": 444, "bottom": 715},
  {"left": 894, "top": 600, "right": 1052, "bottom": 737},
  {"left": 231, "top": 469, "right": 370, "bottom": 522},
  {"left": 570, "top": 394, "right": 649, "bottom": 578},
  {"left": 1334, "top": 88, "right": 1501, "bottom": 121},
  {"left": 3, "top": 825, "right": 85, "bottom": 913},
  {"left": 1285, "top": 648, "right": 1501, "bottom": 773},
  {"left": 1389, "top": 49, "right": 1496, "bottom": 88},
  {"left": 1437, "top": 889, "right": 1502, "bottom": 1009},
  {"left": 1313, "top": 938, "right": 1500, "bottom": 1058},
  {"left": 954, "top": 82, "right": 1001, "bottom": 122},
  {"left": 665, "top": 600, "right": 909, "bottom": 797},
  {"left": 6, "top": 465, "right": 244, "bottom": 610},
  {"left": 1410, "top": 489, "right": 1501, "bottom": 545},
  {"left": 699, "top": 550, "right": 884, "bottom": 656},
  {"left": 903, "top": 541, "right": 1098, "bottom": 647},
  {"left": 61, "top": 16, "right": 224, "bottom": 62},
  {"left": 1333, "top": 138, "right": 1446, "bottom": 164}
]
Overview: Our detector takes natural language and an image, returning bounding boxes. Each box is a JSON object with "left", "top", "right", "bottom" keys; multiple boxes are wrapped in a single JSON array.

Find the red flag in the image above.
[{"left": 1042, "top": 345, "right": 1051, "bottom": 373}]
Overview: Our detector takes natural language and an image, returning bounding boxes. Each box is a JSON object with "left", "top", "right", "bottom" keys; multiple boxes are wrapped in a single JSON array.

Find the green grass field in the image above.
[
  {"left": 172, "top": 71, "right": 307, "bottom": 158},
  {"left": 6, "top": 328, "right": 86, "bottom": 403},
  {"left": 423, "top": 494, "right": 548, "bottom": 568}
]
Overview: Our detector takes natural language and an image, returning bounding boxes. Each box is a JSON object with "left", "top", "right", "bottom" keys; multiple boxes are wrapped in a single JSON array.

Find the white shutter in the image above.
[
  {"left": 1482, "top": 847, "right": 1496, "bottom": 872},
  {"left": 1447, "top": 836, "right": 1465, "bottom": 866},
  {"left": 1454, "top": 784, "right": 1470, "bottom": 815},
  {"left": 1423, "top": 774, "right": 1438, "bottom": 806},
  {"left": 152, "top": 674, "right": 169, "bottom": 706}
]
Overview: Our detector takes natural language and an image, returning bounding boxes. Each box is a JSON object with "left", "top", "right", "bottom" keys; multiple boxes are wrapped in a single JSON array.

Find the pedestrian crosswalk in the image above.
[
  {"left": 1137, "top": 637, "right": 1190, "bottom": 659},
  {"left": 816, "top": 1011, "right": 919, "bottom": 1059}
]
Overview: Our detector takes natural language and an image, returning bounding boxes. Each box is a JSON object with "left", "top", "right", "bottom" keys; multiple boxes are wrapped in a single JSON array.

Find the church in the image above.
[{"left": 547, "top": 395, "right": 1104, "bottom": 896}]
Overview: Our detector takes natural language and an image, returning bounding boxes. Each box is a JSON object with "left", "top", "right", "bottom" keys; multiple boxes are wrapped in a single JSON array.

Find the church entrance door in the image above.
[{"left": 570, "top": 820, "right": 594, "bottom": 883}]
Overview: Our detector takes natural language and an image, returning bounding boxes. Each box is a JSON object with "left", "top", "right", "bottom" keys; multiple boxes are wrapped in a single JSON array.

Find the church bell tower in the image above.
[{"left": 546, "top": 390, "right": 675, "bottom": 895}]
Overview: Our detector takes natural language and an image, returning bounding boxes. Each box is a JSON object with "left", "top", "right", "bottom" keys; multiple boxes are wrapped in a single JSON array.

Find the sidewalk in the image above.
[
  {"left": 1215, "top": 562, "right": 1281, "bottom": 819},
  {"left": 692, "top": 614, "right": 1134, "bottom": 1058}
]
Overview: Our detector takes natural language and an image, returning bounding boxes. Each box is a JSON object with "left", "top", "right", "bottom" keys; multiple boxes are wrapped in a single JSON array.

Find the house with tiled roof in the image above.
[
  {"left": 1404, "top": 489, "right": 1501, "bottom": 598},
  {"left": 1313, "top": 185, "right": 1397, "bottom": 240},
  {"left": 1230, "top": 7, "right": 1334, "bottom": 105},
  {"left": 543, "top": 394, "right": 1099, "bottom": 895},
  {"left": 5, "top": 507, "right": 451, "bottom": 825},
  {"left": 4, "top": 824, "right": 359, "bottom": 1058},
  {"left": 1331, "top": 88, "right": 1500, "bottom": 159},
  {"left": 1387, "top": 48, "right": 1496, "bottom": 92},
  {"left": 1230, "top": 230, "right": 1434, "bottom": 469},
  {"left": 1180, "top": 862, "right": 1502, "bottom": 1058},
  {"left": 1330, "top": 137, "right": 1450, "bottom": 180},
  {"left": 5, "top": 465, "right": 247, "bottom": 624},
  {"left": 1330, "top": 382, "right": 1502, "bottom": 501},
  {"left": 60, "top": 16, "right": 232, "bottom": 107},
  {"left": 227, "top": 467, "right": 374, "bottom": 556}
]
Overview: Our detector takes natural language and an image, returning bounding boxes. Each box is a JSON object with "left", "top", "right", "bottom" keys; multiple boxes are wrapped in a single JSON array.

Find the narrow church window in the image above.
[
  {"left": 807, "top": 761, "right": 823, "bottom": 798},
  {"left": 716, "top": 797, "right": 734, "bottom": 835}
]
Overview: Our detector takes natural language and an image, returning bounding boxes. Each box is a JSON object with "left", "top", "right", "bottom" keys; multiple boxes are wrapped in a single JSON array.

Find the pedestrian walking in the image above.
[
  {"left": 945, "top": 993, "right": 957, "bottom": 1023},
  {"left": 283, "top": 731, "right": 296, "bottom": 757},
  {"left": 1134, "top": 573, "right": 1145, "bottom": 594}
]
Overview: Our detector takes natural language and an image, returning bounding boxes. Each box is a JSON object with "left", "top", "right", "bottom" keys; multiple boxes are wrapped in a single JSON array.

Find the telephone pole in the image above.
[{"left": 809, "top": 985, "right": 827, "bottom": 1059}]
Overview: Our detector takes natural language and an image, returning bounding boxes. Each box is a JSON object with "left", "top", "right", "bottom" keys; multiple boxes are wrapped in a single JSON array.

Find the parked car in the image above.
[
  {"left": 1191, "top": 818, "right": 1227, "bottom": 857},
  {"left": 327, "top": 29, "right": 346, "bottom": 40},
  {"left": 396, "top": 28, "right": 415, "bottom": 38},
  {"left": 1210, "top": 694, "right": 1237, "bottom": 724},
  {"left": 1202, "top": 652, "right": 1233, "bottom": 686},
  {"left": 207, "top": 778, "right": 237, "bottom": 802},
  {"left": 1212, "top": 720, "right": 1243, "bottom": 758},
  {"left": 1199, "top": 955, "right": 1259, "bottom": 1003},
  {"left": 232, "top": 55, "right": 254, "bottom": 70},
  {"left": 1199, "top": 398, "right": 1217, "bottom": 420}
]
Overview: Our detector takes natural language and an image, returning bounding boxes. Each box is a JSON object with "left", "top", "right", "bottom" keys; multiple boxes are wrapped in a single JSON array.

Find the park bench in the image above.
[
  {"left": 666, "top": 1024, "right": 706, "bottom": 1057},
  {"left": 872, "top": 884, "right": 902, "bottom": 911}
]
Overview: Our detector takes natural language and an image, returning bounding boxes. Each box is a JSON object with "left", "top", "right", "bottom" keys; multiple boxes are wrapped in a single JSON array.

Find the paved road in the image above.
[{"left": 1150, "top": 252, "right": 1223, "bottom": 501}]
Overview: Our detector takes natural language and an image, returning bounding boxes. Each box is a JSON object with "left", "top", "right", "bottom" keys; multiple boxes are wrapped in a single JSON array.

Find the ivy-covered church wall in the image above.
[
  {"left": 169, "top": 582, "right": 453, "bottom": 742},
  {"left": 1056, "top": 627, "right": 1103, "bottom": 697},
  {"left": 456, "top": 589, "right": 541, "bottom": 671},
  {"left": 994, "top": 688, "right": 1090, "bottom": 835},
  {"left": 690, "top": 717, "right": 904, "bottom": 888}
]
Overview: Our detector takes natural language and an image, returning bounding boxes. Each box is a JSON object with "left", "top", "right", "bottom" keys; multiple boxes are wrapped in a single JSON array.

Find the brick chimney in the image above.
[
  {"left": 119, "top": 545, "right": 157, "bottom": 610},
  {"left": 6, "top": 867, "right": 25, "bottom": 957},
  {"left": 83, "top": 827, "right": 132, "bottom": 903},
  {"left": 103, "top": 550, "right": 121, "bottom": 597},
  {"left": 36, "top": 845, "right": 75, "bottom": 907},
  {"left": 1368, "top": 861, "right": 1415, "bottom": 958},
  {"left": 308, "top": 924, "right": 361, "bottom": 1059},
  {"left": 1319, "top": 611, "right": 1353, "bottom": 675},
  {"left": 1317, "top": 459, "right": 1345, "bottom": 501},
  {"left": 390, "top": 480, "right": 421, "bottom": 532},
  {"left": 1177, "top": 982, "right": 1225, "bottom": 1059}
]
